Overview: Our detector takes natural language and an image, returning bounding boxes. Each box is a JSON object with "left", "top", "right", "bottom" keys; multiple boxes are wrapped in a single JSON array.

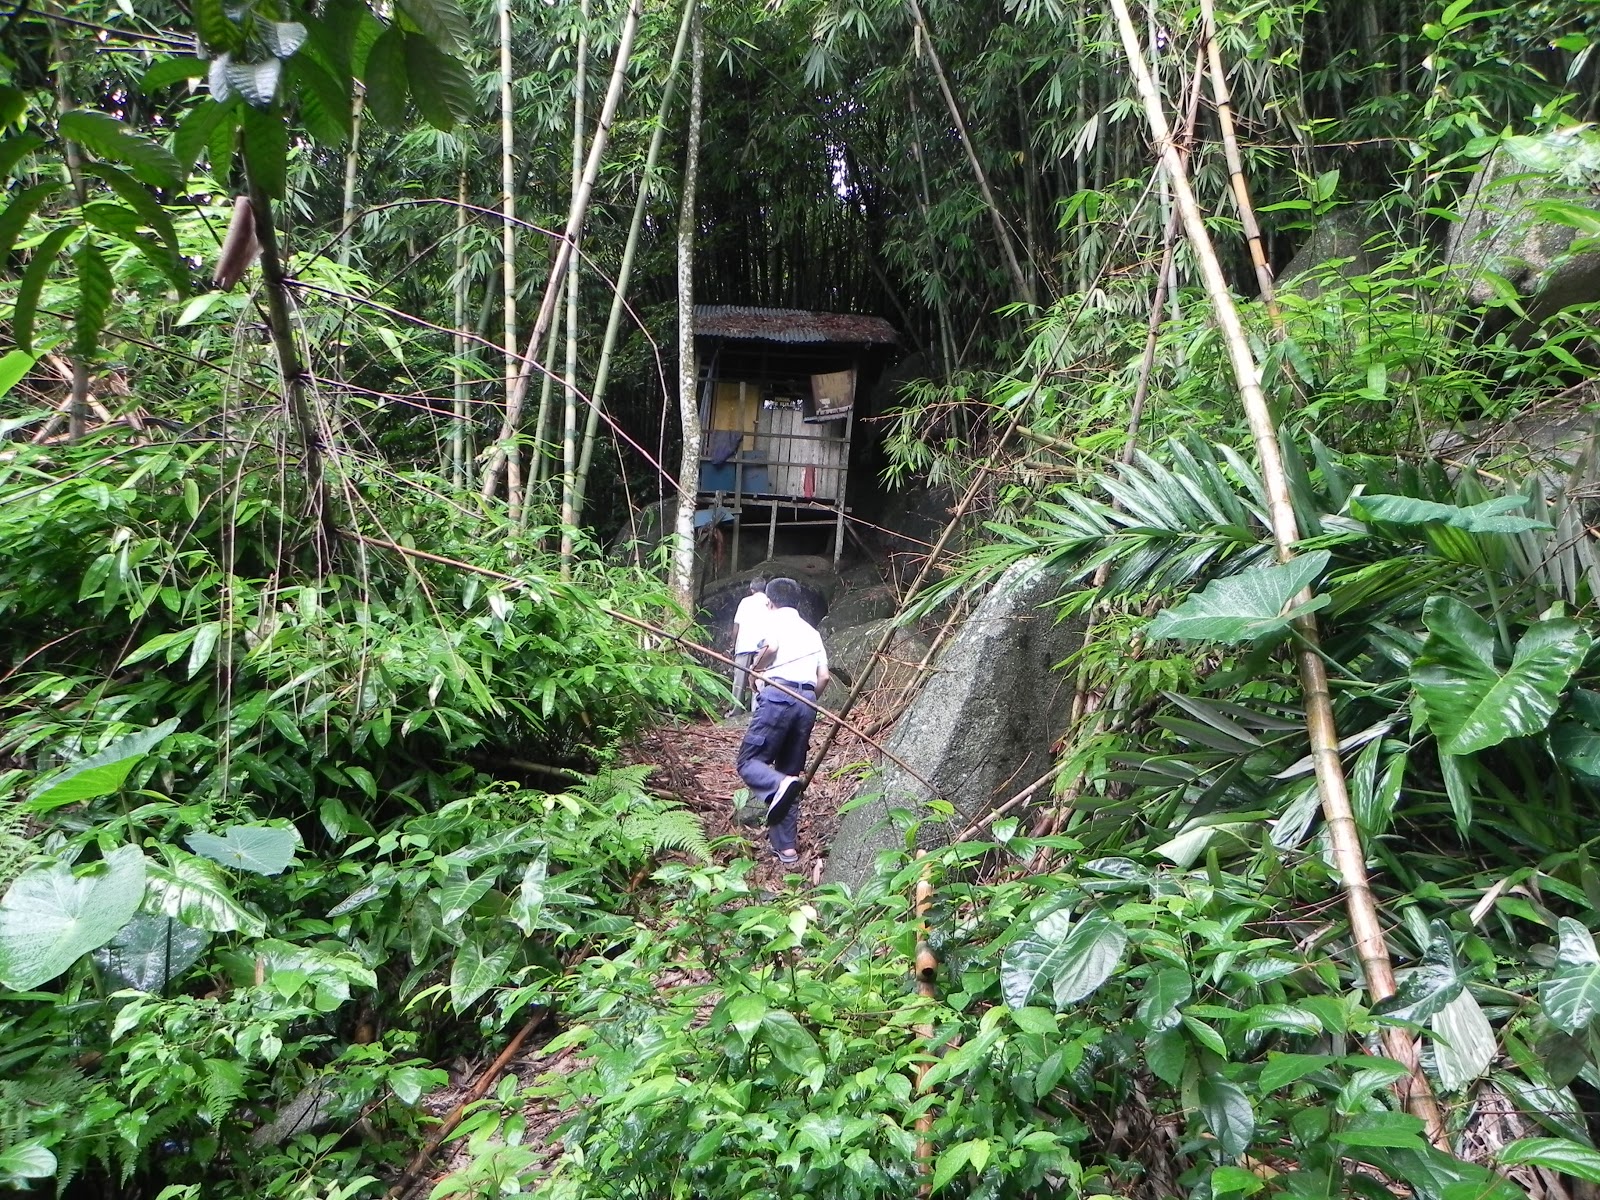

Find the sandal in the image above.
[{"left": 775, "top": 848, "right": 800, "bottom": 867}]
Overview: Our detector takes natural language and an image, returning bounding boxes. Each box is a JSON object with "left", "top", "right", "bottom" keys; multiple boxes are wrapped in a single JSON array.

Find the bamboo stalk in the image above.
[
  {"left": 1198, "top": 0, "right": 1278, "bottom": 319},
  {"left": 451, "top": 167, "right": 469, "bottom": 488},
  {"left": 670, "top": 5, "right": 703, "bottom": 608},
  {"left": 573, "top": 0, "right": 696, "bottom": 527},
  {"left": 481, "top": 0, "right": 644, "bottom": 507},
  {"left": 496, "top": 0, "right": 520, "bottom": 516},
  {"left": 338, "top": 88, "right": 364, "bottom": 271},
  {"left": 559, "top": 0, "right": 592, "bottom": 572},
  {"left": 902, "top": 0, "right": 1034, "bottom": 306},
  {"left": 1104, "top": 0, "right": 1446, "bottom": 1145}
]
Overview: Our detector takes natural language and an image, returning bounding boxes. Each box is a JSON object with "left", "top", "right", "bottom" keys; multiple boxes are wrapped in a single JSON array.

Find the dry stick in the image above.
[
  {"left": 341, "top": 533, "right": 940, "bottom": 794},
  {"left": 480, "top": 0, "right": 644, "bottom": 505},
  {"left": 1103, "top": 0, "right": 1447, "bottom": 1145},
  {"left": 902, "top": 0, "right": 1034, "bottom": 306},
  {"left": 384, "top": 1010, "right": 552, "bottom": 1200},
  {"left": 1197, "top": 0, "right": 1277, "bottom": 319}
]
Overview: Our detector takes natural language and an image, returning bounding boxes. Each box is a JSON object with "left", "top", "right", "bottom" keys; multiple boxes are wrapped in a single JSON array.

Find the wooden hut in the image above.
[{"left": 693, "top": 305, "right": 899, "bottom": 569}]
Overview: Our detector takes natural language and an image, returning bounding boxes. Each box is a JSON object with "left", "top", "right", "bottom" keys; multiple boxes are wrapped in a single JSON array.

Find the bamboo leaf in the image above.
[
  {"left": 1147, "top": 551, "right": 1331, "bottom": 645},
  {"left": 0, "top": 349, "right": 33, "bottom": 397},
  {"left": 0, "top": 182, "right": 65, "bottom": 260}
]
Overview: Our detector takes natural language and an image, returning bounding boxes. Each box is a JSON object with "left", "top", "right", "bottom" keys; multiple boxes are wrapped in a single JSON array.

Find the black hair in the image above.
[
  {"left": 749, "top": 577, "right": 767, "bottom": 593},
  {"left": 765, "top": 577, "right": 802, "bottom": 609}
]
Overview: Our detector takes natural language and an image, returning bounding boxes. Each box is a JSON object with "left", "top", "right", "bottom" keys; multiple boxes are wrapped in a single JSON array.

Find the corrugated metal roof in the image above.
[{"left": 693, "top": 305, "right": 899, "bottom": 345}]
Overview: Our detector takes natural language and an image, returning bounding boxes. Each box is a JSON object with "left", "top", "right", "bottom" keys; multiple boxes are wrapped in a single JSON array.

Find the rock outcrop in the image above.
[
  {"left": 1446, "top": 147, "right": 1600, "bottom": 330},
  {"left": 1279, "top": 211, "right": 1379, "bottom": 296},
  {"left": 823, "top": 558, "right": 1081, "bottom": 890}
]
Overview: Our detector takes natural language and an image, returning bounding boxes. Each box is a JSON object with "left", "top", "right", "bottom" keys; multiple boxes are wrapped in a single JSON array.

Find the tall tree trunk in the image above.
[
  {"left": 902, "top": 0, "right": 1034, "bottom": 306},
  {"left": 574, "top": 0, "right": 696, "bottom": 527},
  {"left": 338, "top": 88, "right": 364, "bottom": 269},
  {"left": 671, "top": 5, "right": 703, "bottom": 608},
  {"left": 497, "top": 0, "right": 521, "bottom": 519},
  {"left": 1104, "top": 0, "right": 1447, "bottom": 1146},
  {"left": 559, "top": 0, "right": 592, "bottom": 574},
  {"left": 481, "top": 0, "right": 644, "bottom": 506}
]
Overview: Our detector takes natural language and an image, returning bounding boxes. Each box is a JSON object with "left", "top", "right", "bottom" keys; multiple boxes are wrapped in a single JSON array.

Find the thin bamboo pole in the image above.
[
  {"left": 497, "top": 0, "right": 520, "bottom": 517},
  {"left": 451, "top": 167, "right": 469, "bottom": 488},
  {"left": 481, "top": 0, "right": 644, "bottom": 507},
  {"left": 902, "top": 0, "right": 1034, "bottom": 306},
  {"left": 338, "top": 89, "right": 364, "bottom": 271},
  {"left": 1198, "top": 0, "right": 1278, "bottom": 319},
  {"left": 1104, "top": 0, "right": 1447, "bottom": 1146},
  {"left": 912, "top": 854, "right": 938, "bottom": 1196},
  {"left": 559, "top": 0, "right": 591, "bottom": 573},
  {"left": 573, "top": 0, "right": 696, "bottom": 527}
]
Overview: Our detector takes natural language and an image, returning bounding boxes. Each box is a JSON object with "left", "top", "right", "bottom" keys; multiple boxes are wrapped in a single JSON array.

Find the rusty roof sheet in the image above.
[{"left": 693, "top": 305, "right": 899, "bottom": 345}]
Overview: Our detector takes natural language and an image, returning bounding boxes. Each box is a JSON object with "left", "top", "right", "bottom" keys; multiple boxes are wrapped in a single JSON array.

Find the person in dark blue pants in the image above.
[{"left": 735, "top": 577, "right": 829, "bottom": 867}]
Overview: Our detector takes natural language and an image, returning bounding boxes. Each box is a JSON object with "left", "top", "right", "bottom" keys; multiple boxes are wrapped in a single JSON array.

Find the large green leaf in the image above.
[
  {"left": 760, "top": 1010, "right": 822, "bottom": 1077},
  {"left": 1197, "top": 1075, "right": 1254, "bottom": 1157},
  {"left": 0, "top": 845, "right": 147, "bottom": 990},
  {"left": 436, "top": 866, "right": 494, "bottom": 926},
  {"left": 1412, "top": 598, "right": 1590, "bottom": 756},
  {"left": 58, "top": 109, "right": 181, "bottom": 189},
  {"left": 402, "top": 32, "right": 473, "bottom": 130},
  {"left": 1353, "top": 493, "right": 1550, "bottom": 534},
  {"left": 1499, "top": 1137, "right": 1600, "bottom": 1183},
  {"left": 144, "top": 850, "right": 265, "bottom": 936},
  {"left": 1539, "top": 918, "right": 1600, "bottom": 1034},
  {"left": 186, "top": 825, "right": 298, "bottom": 876},
  {"left": 1431, "top": 988, "right": 1495, "bottom": 1092},
  {"left": 1001, "top": 908, "right": 1127, "bottom": 1010},
  {"left": 449, "top": 939, "right": 512, "bottom": 1011},
  {"left": 94, "top": 912, "right": 209, "bottom": 993},
  {"left": 1147, "top": 551, "right": 1330, "bottom": 644},
  {"left": 0, "top": 1141, "right": 56, "bottom": 1185},
  {"left": 26, "top": 719, "right": 180, "bottom": 813},
  {"left": 0, "top": 349, "right": 33, "bottom": 397},
  {"left": 1373, "top": 920, "right": 1466, "bottom": 1025},
  {"left": 361, "top": 26, "right": 409, "bottom": 127},
  {"left": 73, "top": 236, "right": 113, "bottom": 360},
  {"left": 12, "top": 225, "right": 73, "bottom": 354},
  {"left": 1135, "top": 966, "right": 1193, "bottom": 1032},
  {"left": 394, "top": 0, "right": 470, "bottom": 52}
]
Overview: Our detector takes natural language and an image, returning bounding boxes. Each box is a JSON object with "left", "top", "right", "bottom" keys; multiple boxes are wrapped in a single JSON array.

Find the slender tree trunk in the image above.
[
  {"left": 1105, "top": 0, "right": 1447, "bottom": 1146},
  {"left": 244, "top": 171, "right": 331, "bottom": 559},
  {"left": 902, "top": 0, "right": 1034, "bottom": 306},
  {"left": 559, "top": 0, "right": 591, "bottom": 574},
  {"left": 497, "top": 0, "right": 521, "bottom": 519},
  {"left": 671, "top": 6, "right": 703, "bottom": 608},
  {"left": 481, "top": 0, "right": 644, "bottom": 505},
  {"left": 574, "top": 0, "right": 696, "bottom": 527},
  {"left": 452, "top": 168, "right": 470, "bottom": 488},
  {"left": 531, "top": 290, "right": 564, "bottom": 491},
  {"left": 51, "top": 19, "right": 89, "bottom": 441},
  {"left": 1199, "top": 0, "right": 1278, "bottom": 318}
]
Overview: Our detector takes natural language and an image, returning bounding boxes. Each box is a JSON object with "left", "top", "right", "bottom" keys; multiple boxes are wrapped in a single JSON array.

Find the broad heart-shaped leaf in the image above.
[
  {"left": 1539, "top": 918, "right": 1600, "bottom": 1034},
  {"left": 26, "top": 718, "right": 179, "bottom": 813},
  {"left": 1412, "top": 598, "right": 1590, "bottom": 756},
  {"left": 185, "top": 825, "right": 298, "bottom": 875},
  {"left": 0, "top": 845, "right": 146, "bottom": 990},
  {"left": 1147, "top": 551, "right": 1330, "bottom": 645},
  {"left": 1431, "top": 988, "right": 1496, "bottom": 1092},
  {"left": 1373, "top": 920, "right": 1466, "bottom": 1025},
  {"left": 1049, "top": 914, "right": 1128, "bottom": 1008},
  {"left": 94, "top": 912, "right": 209, "bottom": 993},
  {"left": 1197, "top": 1074, "right": 1254, "bottom": 1157},
  {"left": 1353, "top": 493, "right": 1551, "bottom": 535},
  {"left": 449, "top": 939, "right": 512, "bottom": 1012},
  {"left": 1499, "top": 1137, "right": 1600, "bottom": 1183}
]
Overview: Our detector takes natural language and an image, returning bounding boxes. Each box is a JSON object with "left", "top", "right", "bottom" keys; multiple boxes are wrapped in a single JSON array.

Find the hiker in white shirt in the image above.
[
  {"left": 735, "top": 577, "right": 829, "bottom": 868},
  {"left": 729, "top": 578, "right": 772, "bottom": 713}
]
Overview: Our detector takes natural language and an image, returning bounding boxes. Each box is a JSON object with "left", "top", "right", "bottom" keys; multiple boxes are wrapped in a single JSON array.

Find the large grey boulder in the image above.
[
  {"left": 823, "top": 559, "right": 1081, "bottom": 890},
  {"left": 1279, "top": 212, "right": 1379, "bottom": 296},
  {"left": 1446, "top": 145, "right": 1600, "bottom": 329},
  {"left": 825, "top": 618, "right": 931, "bottom": 694},
  {"left": 696, "top": 556, "right": 839, "bottom": 653}
]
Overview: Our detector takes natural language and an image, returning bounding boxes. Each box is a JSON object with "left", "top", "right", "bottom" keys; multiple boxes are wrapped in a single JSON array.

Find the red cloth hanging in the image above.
[{"left": 802, "top": 465, "right": 816, "bottom": 499}]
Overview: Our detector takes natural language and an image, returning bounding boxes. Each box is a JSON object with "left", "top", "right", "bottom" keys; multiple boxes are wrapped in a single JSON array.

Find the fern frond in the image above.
[
  {"left": 200, "top": 1057, "right": 246, "bottom": 1125},
  {"left": 619, "top": 807, "right": 712, "bottom": 864}
]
